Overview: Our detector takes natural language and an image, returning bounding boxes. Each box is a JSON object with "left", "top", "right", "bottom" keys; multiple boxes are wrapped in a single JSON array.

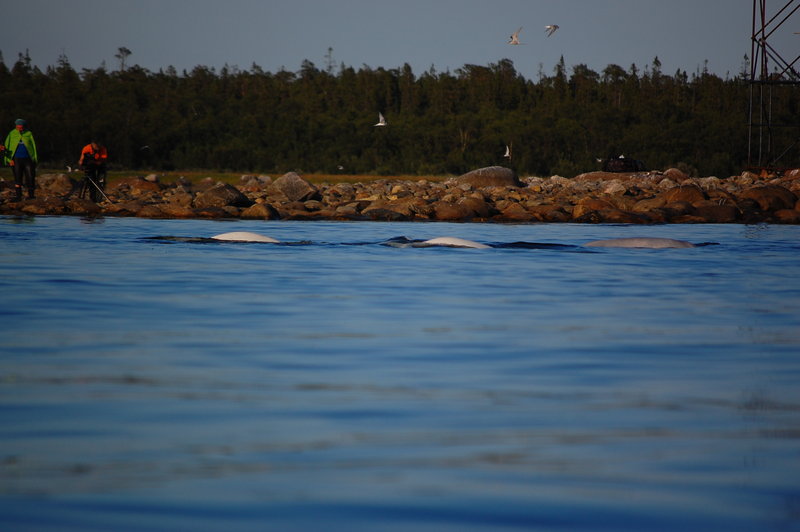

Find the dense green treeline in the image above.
[{"left": 1, "top": 50, "right": 793, "bottom": 177}]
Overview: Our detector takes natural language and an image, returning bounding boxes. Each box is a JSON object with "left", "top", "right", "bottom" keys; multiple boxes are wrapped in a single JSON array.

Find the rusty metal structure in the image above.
[{"left": 748, "top": 0, "right": 800, "bottom": 173}]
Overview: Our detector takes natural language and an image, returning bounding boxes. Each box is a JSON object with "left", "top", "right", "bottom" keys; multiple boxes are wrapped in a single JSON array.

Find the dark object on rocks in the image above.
[
  {"left": 194, "top": 183, "right": 253, "bottom": 209},
  {"left": 455, "top": 166, "right": 521, "bottom": 188},
  {"left": 602, "top": 157, "right": 646, "bottom": 173},
  {"left": 273, "top": 172, "right": 320, "bottom": 202}
]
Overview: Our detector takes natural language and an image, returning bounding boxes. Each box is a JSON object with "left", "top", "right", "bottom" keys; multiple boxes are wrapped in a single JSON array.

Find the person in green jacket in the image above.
[{"left": 3, "top": 118, "right": 38, "bottom": 200}]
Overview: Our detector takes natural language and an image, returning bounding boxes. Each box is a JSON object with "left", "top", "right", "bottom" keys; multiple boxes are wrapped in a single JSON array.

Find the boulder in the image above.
[
  {"left": 662, "top": 185, "right": 707, "bottom": 204},
  {"left": 455, "top": 166, "right": 521, "bottom": 188},
  {"left": 603, "top": 179, "right": 627, "bottom": 195},
  {"left": 37, "top": 173, "right": 77, "bottom": 196},
  {"left": 632, "top": 196, "right": 667, "bottom": 213},
  {"left": 194, "top": 183, "right": 253, "bottom": 209},
  {"left": 157, "top": 203, "right": 196, "bottom": 218},
  {"left": 111, "top": 177, "right": 162, "bottom": 194},
  {"left": 166, "top": 191, "right": 194, "bottom": 207},
  {"left": 105, "top": 200, "right": 145, "bottom": 216},
  {"left": 433, "top": 201, "right": 476, "bottom": 221},
  {"left": 663, "top": 168, "right": 689, "bottom": 182},
  {"left": 693, "top": 204, "right": 740, "bottom": 223},
  {"left": 497, "top": 202, "right": 535, "bottom": 221},
  {"left": 774, "top": 209, "right": 800, "bottom": 223},
  {"left": 572, "top": 198, "right": 616, "bottom": 219},
  {"left": 65, "top": 198, "right": 102, "bottom": 216},
  {"left": 273, "top": 172, "right": 320, "bottom": 202},
  {"left": 458, "top": 196, "right": 493, "bottom": 219},
  {"left": 241, "top": 203, "right": 279, "bottom": 219},
  {"left": 739, "top": 185, "right": 797, "bottom": 212},
  {"left": 574, "top": 171, "right": 632, "bottom": 182},
  {"left": 136, "top": 204, "right": 167, "bottom": 218}
]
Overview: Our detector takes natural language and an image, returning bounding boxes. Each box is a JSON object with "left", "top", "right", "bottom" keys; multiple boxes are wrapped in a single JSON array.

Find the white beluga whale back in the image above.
[
  {"left": 421, "top": 237, "right": 490, "bottom": 249},
  {"left": 211, "top": 231, "right": 280, "bottom": 243},
  {"left": 585, "top": 237, "right": 695, "bottom": 249}
]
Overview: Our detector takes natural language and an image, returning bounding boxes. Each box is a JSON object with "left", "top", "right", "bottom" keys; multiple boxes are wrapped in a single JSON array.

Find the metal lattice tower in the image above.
[{"left": 748, "top": 0, "right": 800, "bottom": 172}]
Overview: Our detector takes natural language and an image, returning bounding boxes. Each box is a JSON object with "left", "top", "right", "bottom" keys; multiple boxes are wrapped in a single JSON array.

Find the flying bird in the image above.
[
  {"left": 545, "top": 25, "right": 559, "bottom": 37},
  {"left": 508, "top": 27, "right": 523, "bottom": 45},
  {"left": 374, "top": 112, "right": 387, "bottom": 126}
]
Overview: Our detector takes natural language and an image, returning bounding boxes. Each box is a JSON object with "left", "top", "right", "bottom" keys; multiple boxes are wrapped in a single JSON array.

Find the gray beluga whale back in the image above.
[
  {"left": 585, "top": 237, "right": 695, "bottom": 249},
  {"left": 420, "top": 237, "right": 491, "bottom": 249},
  {"left": 211, "top": 231, "right": 280, "bottom": 243}
]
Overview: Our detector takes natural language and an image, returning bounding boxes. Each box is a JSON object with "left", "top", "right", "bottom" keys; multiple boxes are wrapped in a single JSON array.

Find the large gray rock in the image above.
[
  {"left": 273, "top": 172, "right": 320, "bottom": 202},
  {"left": 454, "top": 166, "right": 521, "bottom": 188},
  {"left": 194, "top": 183, "right": 252, "bottom": 209}
]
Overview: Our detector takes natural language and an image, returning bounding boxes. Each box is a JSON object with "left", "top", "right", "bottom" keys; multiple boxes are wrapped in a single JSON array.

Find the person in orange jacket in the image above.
[{"left": 78, "top": 141, "right": 108, "bottom": 201}]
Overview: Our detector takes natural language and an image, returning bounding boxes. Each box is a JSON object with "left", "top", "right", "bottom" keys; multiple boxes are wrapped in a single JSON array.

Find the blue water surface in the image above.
[{"left": 1, "top": 216, "right": 799, "bottom": 531}]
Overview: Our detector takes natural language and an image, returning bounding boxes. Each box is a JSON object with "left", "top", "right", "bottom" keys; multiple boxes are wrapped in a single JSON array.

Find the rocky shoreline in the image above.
[{"left": 2, "top": 166, "right": 799, "bottom": 224}]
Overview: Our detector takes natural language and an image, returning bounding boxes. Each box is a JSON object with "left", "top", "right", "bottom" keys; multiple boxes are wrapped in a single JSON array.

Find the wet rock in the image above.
[
  {"left": 157, "top": 203, "right": 196, "bottom": 218},
  {"left": 194, "top": 206, "right": 233, "bottom": 218},
  {"left": 273, "top": 172, "right": 320, "bottom": 202},
  {"left": 454, "top": 166, "right": 521, "bottom": 188},
  {"left": 241, "top": 203, "right": 279, "bottom": 219},
  {"left": 364, "top": 207, "right": 410, "bottom": 221},
  {"left": 136, "top": 204, "right": 167, "bottom": 218},
  {"left": 194, "top": 183, "right": 253, "bottom": 209},
  {"left": 693, "top": 203, "right": 740, "bottom": 223},
  {"left": 663, "top": 201, "right": 695, "bottom": 217},
  {"left": 105, "top": 200, "right": 145, "bottom": 216},
  {"left": 774, "top": 209, "right": 800, "bottom": 223},
  {"left": 739, "top": 185, "right": 797, "bottom": 212},
  {"left": 65, "top": 198, "right": 103, "bottom": 216}
]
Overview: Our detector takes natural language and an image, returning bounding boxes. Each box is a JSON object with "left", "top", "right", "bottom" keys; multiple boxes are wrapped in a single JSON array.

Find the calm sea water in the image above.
[{"left": 1, "top": 215, "right": 799, "bottom": 531}]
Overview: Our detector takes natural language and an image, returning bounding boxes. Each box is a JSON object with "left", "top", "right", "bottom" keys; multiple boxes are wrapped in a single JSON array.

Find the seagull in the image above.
[
  {"left": 374, "top": 112, "right": 387, "bottom": 126},
  {"left": 508, "top": 27, "right": 523, "bottom": 45},
  {"left": 545, "top": 25, "right": 559, "bottom": 37}
]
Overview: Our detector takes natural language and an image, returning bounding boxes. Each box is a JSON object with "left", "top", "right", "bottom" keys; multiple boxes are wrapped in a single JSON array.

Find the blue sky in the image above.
[{"left": 1, "top": 1, "right": 795, "bottom": 80}]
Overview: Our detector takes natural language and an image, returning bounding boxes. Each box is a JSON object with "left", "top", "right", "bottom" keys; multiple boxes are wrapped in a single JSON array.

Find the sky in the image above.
[{"left": 1, "top": 0, "right": 797, "bottom": 80}]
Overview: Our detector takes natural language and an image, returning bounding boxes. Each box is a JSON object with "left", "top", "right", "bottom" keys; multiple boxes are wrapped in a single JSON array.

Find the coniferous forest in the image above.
[{"left": 1, "top": 50, "right": 796, "bottom": 177}]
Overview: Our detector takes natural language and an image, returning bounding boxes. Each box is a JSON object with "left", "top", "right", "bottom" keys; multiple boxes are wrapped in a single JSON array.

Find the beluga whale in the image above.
[
  {"left": 419, "top": 237, "right": 491, "bottom": 249},
  {"left": 585, "top": 237, "right": 695, "bottom": 249},
  {"left": 211, "top": 232, "right": 280, "bottom": 243}
]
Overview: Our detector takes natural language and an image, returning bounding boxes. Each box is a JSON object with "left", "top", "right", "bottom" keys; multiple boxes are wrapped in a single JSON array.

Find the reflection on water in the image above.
[{"left": 1, "top": 217, "right": 799, "bottom": 531}]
